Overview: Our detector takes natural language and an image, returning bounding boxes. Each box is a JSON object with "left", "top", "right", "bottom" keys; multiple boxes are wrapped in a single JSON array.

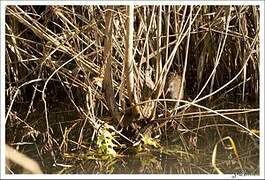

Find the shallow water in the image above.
[{"left": 6, "top": 110, "right": 259, "bottom": 175}]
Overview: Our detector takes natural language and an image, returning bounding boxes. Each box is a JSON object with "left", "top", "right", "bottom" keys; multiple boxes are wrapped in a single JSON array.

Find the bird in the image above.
[{"left": 166, "top": 72, "right": 185, "bottom": 100}]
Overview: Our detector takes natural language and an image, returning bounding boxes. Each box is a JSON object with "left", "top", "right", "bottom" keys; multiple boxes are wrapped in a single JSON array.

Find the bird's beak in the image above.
[{"left": 165, "top": 88, "right": 169, "bottom": 96}]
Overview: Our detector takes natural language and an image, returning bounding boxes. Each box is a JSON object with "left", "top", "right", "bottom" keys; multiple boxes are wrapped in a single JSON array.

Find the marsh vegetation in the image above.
[{"left": 5, "top": 5, "right": 259, "bottom": 174}]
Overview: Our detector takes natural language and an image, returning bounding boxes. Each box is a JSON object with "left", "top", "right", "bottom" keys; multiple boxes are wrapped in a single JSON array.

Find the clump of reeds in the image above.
[{"left": 5, "top": 5, "right": 259, "bottom": 174}]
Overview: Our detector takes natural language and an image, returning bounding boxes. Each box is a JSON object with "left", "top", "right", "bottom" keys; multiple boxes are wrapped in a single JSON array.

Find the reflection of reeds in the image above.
[{"left": 5, "top": 5, "right": 259, "bottom": 174}]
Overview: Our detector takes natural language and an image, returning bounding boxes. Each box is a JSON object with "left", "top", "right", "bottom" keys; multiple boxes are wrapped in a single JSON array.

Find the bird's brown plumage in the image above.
[{"left": 166, "top": 73, "right": 184, "bottom": 100}]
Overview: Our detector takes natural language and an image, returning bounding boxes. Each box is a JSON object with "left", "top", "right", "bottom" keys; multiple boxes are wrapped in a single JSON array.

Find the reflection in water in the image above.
[
  {"left": 45, "top": 127, "right": 258, "bottom": 174},
  {"left": 7, "top": 112, "right": 259, "bottom": 175}
]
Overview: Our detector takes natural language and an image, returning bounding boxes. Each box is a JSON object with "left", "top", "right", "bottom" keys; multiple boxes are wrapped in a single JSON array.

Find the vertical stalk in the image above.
[
  {"left": 102, "top": 6, "right": 121, "bottom": 125},
  {"left": 156, "top": 5, "right": 162, "bottom": 82},
  {"left": 125, "top": 5, "right": 139, "bottom": 117}
]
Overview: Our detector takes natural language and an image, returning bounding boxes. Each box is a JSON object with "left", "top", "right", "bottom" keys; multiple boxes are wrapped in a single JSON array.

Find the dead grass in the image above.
[{"left": 5, "top": 5, "right": 259, "bottom": 174}]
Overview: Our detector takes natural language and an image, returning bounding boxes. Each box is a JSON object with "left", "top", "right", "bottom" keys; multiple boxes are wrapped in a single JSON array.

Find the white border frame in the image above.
[{"left": 1, "top": 1, "right": 264, "bottom": 179}]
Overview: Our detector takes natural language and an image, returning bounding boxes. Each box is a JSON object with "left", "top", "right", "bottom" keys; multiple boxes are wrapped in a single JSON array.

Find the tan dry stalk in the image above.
[
  {"left": 156, "top": 5, "right": 162, "bottom": 82},
  {"left": 102, "top": 6, "right": 121, "bottom": 125},
  {"left": 124, "top": 5, "right": 140, "bottom": 117},
  {"left": 6, "top": 145, "right": 43, "bottom": 174}
]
